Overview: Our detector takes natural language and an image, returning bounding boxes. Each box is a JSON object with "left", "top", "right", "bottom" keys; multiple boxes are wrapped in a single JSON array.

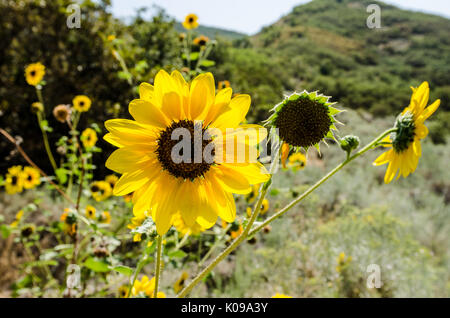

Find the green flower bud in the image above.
[{"left": 340, "top": 135, "right": 360, "bottom": 155}]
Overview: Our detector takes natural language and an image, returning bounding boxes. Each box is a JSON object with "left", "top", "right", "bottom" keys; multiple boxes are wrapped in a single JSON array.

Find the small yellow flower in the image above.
[
  {"left": 85, "top": 205, "right": 96, "bottom": 219},
  {"left": 118, "top": 285, "right": 129, "bottom": 298},
  {"left": 174, "top": 271, "right": 189, "bottom": 294},
  {"left": 272, "top": 293, "right": 292, "bottom": 298},
  {"left": 133, "top": 233, "right": 142, "bottom": 242},
  {"left": 107, "top": 35, "right": 116, "bottom": 41},
  {"left": 132, "top": 275, "right": 155, "bottom": 297},
  {"left": 5, "top": 166, "right": 25, "bottom": 195},
  {"left": 178, "top": 33, "right": 186, "bottom": 42},
  {"left": 260, "top": 199, "right": 269, "bottom": 215},
  {"left": 105, "top": 174, "right": 119, "bottom": 188},
  {"left": 99, "top": 211, "right": 111, "bottom": 224},
  {"left": 288, "top": 152, "right": 307, "bottom": 171},
  {"left": 193, "top": 35, "right": 209, "bottom": 47},
  {"left": 73, "top": 95, "right": 92, "bottom": 112},
  {"left": 373, "top": 82, "right": 440, "bottom": 183},
  {"left": 245, "top": 184, "right": 260, "bottom": 204},
  {"left": 182, "top": 13, "right": 199, "bottom": 30},
  {"left": 25, "top": 63, "right": 45, "bottom": 86},
  {"left": 218, "top": 80, "right": 231, "bottom": 90},
  {"left": 81, "top": 128, "right": 98, "bottom": 149},
  {"left": 90, "top": 181, "right": 112, "bottom": 202},
  {"left": 172, "top": 213, "right": 206, "bottom": 236},
  {"left": 10, "top": 210, "right": 24, "bottom": 228},
  {"left": 20, "top": 224, "right": 36, "bottom": 238},
  {"left": 23, "top": 166, "right": 41, "bottom": 189},
  {"left": 53, "top": 104, "right": 71, "bottom": 123},
  {"left": 31, "top": 102, "right": 44, "bottom": 114}
]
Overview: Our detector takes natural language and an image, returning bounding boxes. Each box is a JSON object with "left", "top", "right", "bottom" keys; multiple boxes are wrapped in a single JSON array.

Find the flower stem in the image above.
[
  {"left": 154, "top": 235, "right": 163, "bottom": 298},
  {"left": 35, "top": 87, "right": 58, "bottom": 173},
  {"left": 177, "top": 144, "right": 282, "bottom": 298},
  {"left": 249, "top": 128, "right": 397, "bottom": 236}
]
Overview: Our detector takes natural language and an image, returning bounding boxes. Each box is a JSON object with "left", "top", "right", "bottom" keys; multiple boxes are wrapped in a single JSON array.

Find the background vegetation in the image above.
[{"left": 0, "top": 0, "right": 448, "bottom": 297}]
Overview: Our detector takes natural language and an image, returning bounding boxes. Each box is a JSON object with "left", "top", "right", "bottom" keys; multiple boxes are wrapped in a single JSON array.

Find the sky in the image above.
[{"left": 110, "top": 0, "right": 450, "bottom": 35}]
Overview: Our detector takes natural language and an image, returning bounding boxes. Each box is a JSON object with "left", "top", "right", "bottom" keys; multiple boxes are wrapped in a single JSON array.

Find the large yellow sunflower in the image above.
[
  {"left": 373, "top": 82, "right": 440, "bottom": 183},
  {"left": 104, "top": 70, "right": 269, "bottom": 235},
  {"left": 25, "top": 63, "right": 45, "bottom": 86}
]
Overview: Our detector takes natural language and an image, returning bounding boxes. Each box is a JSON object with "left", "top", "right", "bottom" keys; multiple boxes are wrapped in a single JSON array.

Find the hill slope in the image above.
[{"left": 250, "top": 0, "right": 450, "bottom": 118}]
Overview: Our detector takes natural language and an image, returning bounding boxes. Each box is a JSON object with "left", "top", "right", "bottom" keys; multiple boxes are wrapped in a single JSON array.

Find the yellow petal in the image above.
[
  {"left": 139, "top": 83, "right": 154, "bottom": 101},
  {"left": 114, "top": 169, "right": 153, "bottom": 196},
  {"left": 204, "top": 87, "right": 232, "bottom": 125},
  {"left": 212, "top": 165, "right": 251, "bottom": 194},
  {"left": 104, "top": 119, "right": 157, "bottom": 147},
  {"left": 211, "top": 94, "right": 251, "bottom": 130},
  {"left": 373, "top": 150, "right": 392, "bottom": 166},
  {"left": 217, "top": 191, "right": 236, "bottom": 223},
  {"left": 222, "top": 163, "right": 270, "bottom": 185},
  {"left": 417, "top": 99, "right": 440, "bottom": 124},
  {"left": 129, "top": 99, "right": 170, "bottom": 128},
  {"left": 415, "top": 124, "right": 429, "bottom": 139},
  {"left": 106, "top": 145, "right": 156, "bottom": 173},
  {"left": 189, "top": 73, "right": 215, "bottom": 120}
]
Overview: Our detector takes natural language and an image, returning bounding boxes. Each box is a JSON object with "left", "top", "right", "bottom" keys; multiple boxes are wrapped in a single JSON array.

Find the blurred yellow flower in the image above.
[
  {"left": 99, "top": 211, "right": 111, "bottom": 224},
  {"left": 53, "top": 104, "right": 71, "bottom": 123},
  {"left": 81, "top": 128, "right": 98, "bottom": 149},
  {"left": 85, "top": 205, "right": 96, "bottom": 219},
  {"left": 104, "top": 70, "right": 269, "bottom": 235},
  {"left": 31, "top": 102, "right": 44, "bottom": 114},
  {"left": 23, "top": 166, "right": 41, "bottom": 189},
  {"left": 218, "top": 80, "right": 231, "bottom": 90},
  {"left": 107, "top": 35, "right": 116, "bottom": 41},
  {"left": 174, "top": 271, "right": 189, "bottom": 294},
  {"left": 25, "top": 62, "right": 45, "bottom": 86},
  {"left": 132, "top": 275, "right": 159, "bottom": 297},
  {"left": 182, "top": 13, "right": 199, "bottom": 30},
  {"left": 10, "top": 210, "right": 24, "bottom": 228},
  {"left": 193, "top": 35, "right": 209, "bottom": 47},
  {"left": 90, "top": 181, "right": 112, "bottom": 201},
  {"left": 73, "top": 95, "right": 92, "bottom": 112},
  {"left": 105, "top": 174, "right": 119, "bottom": 188},
  {"left": 261, "top": 199, "right": 269, "bottom": 215},
  {"left": 373, "top": 82, "right": 440, "bottom": 184},
  {"left": 5, "top": 166, "right": 25, "bottom": 195},
  {"left": 173, "top": 213, "right": 206, "bottom": 236},
  {"left": 288, "top": 152, "right": 306, "bottom": 171},
  {"left": 245, "top": 184, "right": 260, "bottom": 204},
  {"left": 118, "top": 285, "right": 129, "bottom": 298},
  {"left": 272, "top": 293, "right": 292, "bottom": 298}
]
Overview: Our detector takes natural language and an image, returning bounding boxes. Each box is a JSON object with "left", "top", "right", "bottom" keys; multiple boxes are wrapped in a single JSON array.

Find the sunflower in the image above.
[
  {"left": 23, "top": 166, "right": 41, "bottom": 189},
  {"left": 182, "top": 13, "right": 199, "bottom": 30},
  {"left": 245, "top": 184, "right": 260, "bottom": 204},
  {"left": 373, "top": 82, "right": 440, "bottom": 184},
  {"left": 105, "top": 174, "right": 119, "bottom": 188},
  {"left": 272, "top": 293, "right": 292, "bottom": 298},
  {"left": 73, "top": 95, "right": 92, "bottom": 112},
  {"left": 193, "top": 35, "right": 209, "bottom": 47},
  {"left": 31, "top": 102, "right": 44, "bottom": 114},
  {"left": 10, "top": 210, "right": 24, "bottom": 228},
  {"left": 85, "top": 205, "right": 96, "bottom": 219},
  {"left": 104, "top": 70, "right": 270, "bottom": 235},
  {"left": 218, "top": 80, "right": 231, "bottom": 90},
  {"left": 288, "top": 152, "right": 307, "bottom": 171},
  {"left": 61, "top": 208, "right": 77, "bottom": 236},
  {"left": 90, "top": 181, "right": 112, "bottom": 201},
  {"left": 246, "top": 199, "right": 269, "bottom": 217},
  {"left": 25, "top": 63, "right": 45, "bottom": 86},
  {"left": 20, "top": 224, "right": 36, "bottom": 238},
  {"left": 99, "top": 211, "right": 111, "bottom": 224},
  {"left": 107, "top": 35, "right": 116, "bottom": 41},
  {"left": 132, "top": 275, "right": 166, "bottom": 298},
  {"left": 5, "top": 166, "right": 25, "bottom": 195},
  {"left": 173, "top": 213, "right": 206, "bottom": 236},
  {"left": 81, "top": 128, "right": 98, "bottom": 149},
  {"left": 267, "top": 91, "right": 341, "bottom": 152},
  {"left": 174, "top": 271, "right": 189, "bottom": 294},
  {"left": 53, "top": 104, "right": 71, "bottom": 123},
  {"left": 118, "top": 285, "right": 129, "bottom": 298}
]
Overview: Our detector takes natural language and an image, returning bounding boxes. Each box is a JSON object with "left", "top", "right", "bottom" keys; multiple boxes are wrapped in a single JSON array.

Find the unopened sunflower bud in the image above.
[
  {"left": 340, "top": 135, "right": 360, "bottom": 156},
  {"left": 31, "top": 102, "right": 44, "bottom": 114}
]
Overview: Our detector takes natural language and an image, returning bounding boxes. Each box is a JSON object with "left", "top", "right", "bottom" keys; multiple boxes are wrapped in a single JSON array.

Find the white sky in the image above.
[{"left": 109, "top": 0, "right": 450, "bottom": 34}]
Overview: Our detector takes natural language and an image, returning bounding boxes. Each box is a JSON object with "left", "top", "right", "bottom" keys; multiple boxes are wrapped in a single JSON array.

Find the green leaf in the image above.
[
  {"left": 168, "top": 250, "right": 187, "bottom": 258},
  {"left": 200, "top": 59, "right": 215, "bottom": 67},
  {"left": 83, "top": 257, "right": 110, "bottom": 272},
  {"left": 55, "top": 168, "right": 68, "bottom": 184},
  {"left": 190, "top": 52, "right": 200, "bottom": 61},
  {"left": 111, "top": 265, "right": 133, "bottom": 276},
  {"left": 0, "top": 224, "right": 11, "bottom": 239}
]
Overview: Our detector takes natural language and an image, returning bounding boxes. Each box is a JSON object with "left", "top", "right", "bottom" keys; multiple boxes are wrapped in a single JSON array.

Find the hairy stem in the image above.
[{"left": 154, "top": 235, "right": 163, "bottom": 298}]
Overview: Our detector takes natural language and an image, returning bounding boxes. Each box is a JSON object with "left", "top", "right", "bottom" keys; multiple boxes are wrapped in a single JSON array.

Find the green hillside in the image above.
[
  {"left": 174, "top": 22, "right": 246, "bottom": 40},
  {"left": 250, "top": 0, "right": 450, "bottom": 116}
]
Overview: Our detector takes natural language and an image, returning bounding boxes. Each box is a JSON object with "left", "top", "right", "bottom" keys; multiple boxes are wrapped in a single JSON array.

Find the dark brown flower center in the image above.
[
  {"left": 30, "top": 70, "right": 36, "bottom": 76},
  {"left": 188, "top": 17, "right": 194, "bottom": 23},
  {"left": 12, "top": 176, "right": 18, "bottom": 185},
  {"left": 156, "top": 120, "right": 214, "bottom": 180},
  {"left": 274, "top": 97, "right": 332, "bottom": 148}
]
